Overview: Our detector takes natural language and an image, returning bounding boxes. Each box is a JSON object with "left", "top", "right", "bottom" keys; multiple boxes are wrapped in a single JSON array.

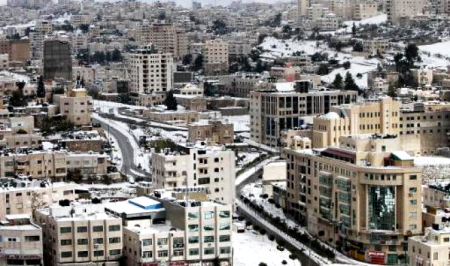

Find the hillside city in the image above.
[{"left": 1, "top": 0, "right": 450, "bottom": 265}]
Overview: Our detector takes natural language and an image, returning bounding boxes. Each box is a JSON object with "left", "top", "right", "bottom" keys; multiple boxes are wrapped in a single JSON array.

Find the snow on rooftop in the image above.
[
  {"left": 414, "top": 156, "right": 450, "bottom": 166},
  {"left": 420, "top": 41, "right": 450, "bottom": 59}
]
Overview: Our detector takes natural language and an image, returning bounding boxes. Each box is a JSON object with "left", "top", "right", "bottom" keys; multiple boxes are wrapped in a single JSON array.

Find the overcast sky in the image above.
[{"left": 0, "top": 0, "right": 292, "bottom": 7}]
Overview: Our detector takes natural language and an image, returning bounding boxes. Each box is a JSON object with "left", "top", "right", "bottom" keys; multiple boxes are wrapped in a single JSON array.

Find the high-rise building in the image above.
[
  {"left": 140, "top": 23, "right": 188, "bottom": 59},
  {"left": 387, "top": 0, "right": 426, "bottom": 23},
  {"left": 126, "top": 45, "right": 174, "bottom": 106},
  {"left": 298, "top": 0, "right": 309, "bottom": 18},
  {"left": 151, "top": 146, "right": 236, "bottom": 205},
  {"left": 203, "top": 39, "right": 229, "bottom": 75},
  {"left": 249, "top": 82, "right": 358, "bottom": 147},
  {"left": 43, "top": 40, "right": 72, "bottom": 81},
  {"left": 284, "top": 134, "right": 423, "bottom": 264},
  {"left": 35, "top": 203, "right": 123, "bottom": 266}
]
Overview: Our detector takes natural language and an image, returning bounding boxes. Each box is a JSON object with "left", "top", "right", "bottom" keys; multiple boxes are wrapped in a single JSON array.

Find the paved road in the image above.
[{"left": 96, "top": 119, "right": 149, "bottom": 179}]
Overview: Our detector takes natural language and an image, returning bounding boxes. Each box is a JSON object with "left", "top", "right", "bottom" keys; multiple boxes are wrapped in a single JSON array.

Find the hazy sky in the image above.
[{"left": 0, "top": 0, "right": 291, "bottom": 7}]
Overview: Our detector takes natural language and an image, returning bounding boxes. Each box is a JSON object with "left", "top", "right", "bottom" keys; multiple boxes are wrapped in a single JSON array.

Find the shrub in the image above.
[
  {"left": 277, "top": 245, "right": 285, "bottom": 251},
  {"left": 282, "top": 260, "right": 287, "bottom": 265},
  {"left": 289, "top": 254, "right": 297, "bottom": 260},
  {"left": 260, "top": 194, "right": 269, "bottom": 199},
  {"left": 268, "top": 198, "right": 275, "bottom": 204},
  {"left": 268, "top": 235, "right": 275, "bottom": 241},
  {"left": 253, "top": 224, "right": 260, "bottom": 231},
  {"left": 275, "top": 203, "right": 281, "bottom": 209},
  {"left": 259, "top": 263, "right": 268, "bottom": 266},
  {"left": 245, "top": 221, "right": 252, "bottom": 227},
  {"left": 259, "top": 228, "right": 266, "bottom": 235}
]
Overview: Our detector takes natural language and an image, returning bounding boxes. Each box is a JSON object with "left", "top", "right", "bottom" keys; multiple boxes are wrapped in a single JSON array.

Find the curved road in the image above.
[{"left": 96, "top": 119, "right": 149, "bottom": 179}]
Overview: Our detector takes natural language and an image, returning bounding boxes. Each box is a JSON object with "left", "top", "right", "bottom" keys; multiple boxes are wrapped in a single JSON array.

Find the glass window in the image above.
[
  {"left": 109, "top": 249, "right": 121, "bottom": 256},
  {"left": 142, "top": 239, "right": 152, "bottom": 246},
  {"left": 188, "top": 225, "right": 199, "bottom": 232},
  {"left": 188, "top": 212, "right": 198, "bottom": 220},
  {"left": 204, "top": 211, "right": 214, "bottom": 219},
  {"left": 93, "top": 250, "right": 104, "bottom": 257},
  {"left": 174, "top": 249, "right": 184, "bottom": 256},
  {"left": 61, "top": 251, "right": 72, "bottom": 258},
  {"left": 25, "top": 236, "right": 40, "bottom": 242},
  {"left": 409, "top": 187, "right": 417, "bottom": 193},
  {"left": 93, "top": 226, "right": 103, "bottom": 232},
  {"left": 109, "top": 237, "right": 121, "bottom": 244},
  {"left": 77, "top": 226, "right": 87, "bottom": 233},
  {"left": 157, "top": 238, "right": 168, "bottom": 245},
  {"left": 61, "top": 239, "right": 72, "bottom": 246},
  {"left": 143, "top": 251, "right": 152, "bottom": 258},
  {"left": 173, "top": 237, "right": 184, "bottom": 248},
  {"left": 77, "top": 251, "right": 89, "bottom": 258},
  {"left": 188, "top": 236, "right": 199, "bottom": 244},
  {"left": 158, "top": 250, "right": 168, "bottom": 257},
  {"left": 108, "top": 225, "right": 120, "bottom": 232},
  {"left": 77, "top": 239, "right": 88, "bottom": 245},
  {"left": 204, "top": 248, "right": 215, "bottom": 255},
  {"left": 220, "top": 247, "right": 231, "bottom": 254},
  {"left": 219, "top": 223, "right": 230, "bottom": 231},
  {"left": 203, "top": 225, "right": 214, "bottom": 231},
  {"left": 219, "top": 235, "right": 231, "bottom": 242},
  {"left": 204, "top": 236, "right": 214, "bottom": 243},
  {"left": 189, "top": 248, "right": 199, "bottom": 256},
  {"left": 60, "top": 227, "right": 71, "bottom": 234},
  {"left": 369, "top": 186, "right": 396, "bottom": 230},
  {"left": 219, "top": 211, "right": 230, "bottom": 218},
  {"left": 94, "top": 238, "right": 103, "bottom": 244}
]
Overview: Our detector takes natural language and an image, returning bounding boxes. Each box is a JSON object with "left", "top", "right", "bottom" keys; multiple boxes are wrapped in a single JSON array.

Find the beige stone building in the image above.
[
  {"left": 0, "top": 54, "right": 8, "bottom": 70},
  {"left": 262, "top": 161, "right": 287, "bottom": 196},
  {"left": 0, "top": 215, "right": 43, "bottom": 266},
  {"left": 250, "top": 83, "right": 358, "bottom": 147},
  {"left": 408, "top": 226, "right": 450, "bottom": 266},
  {"left": 140, "top": 23, "right": 187, "bottom": 59},
  {"left": 284, "top": 134, "right": 423, "bottom": 264},
  {"left": 4, "top": 133, "right": 43, "bottom": 149},
  {"left": 0, "top": 181, "right": 78, "bottom": 221},
  {"left": 35, "top": 203, "right": 123, "bottom": 266},
  {"left": 151, "top": 147, "right": 236, "bottom": 205},
  {"left": 363, "top": 39, "right": 389, "bottom": 54},
  {"left": 126, "top": 45, "right": 174, "bottom": 106},
  {"left": 144, "top": 109, "right": 199, "bottom": 126},
  {"left": 204, "top": 39, "right": 229, "bottom": 75},
  {"left": 188, "top": 121, "right": 234, "bottom": 145},
  {"left": 354, "top": 2, "right": 378, "bottom": 20},
  {"left": 387, "top": 0, "right": 426, "bottom": 23},
  {"left": 55, "top": 88, "right": 93, "bottom": 126}
]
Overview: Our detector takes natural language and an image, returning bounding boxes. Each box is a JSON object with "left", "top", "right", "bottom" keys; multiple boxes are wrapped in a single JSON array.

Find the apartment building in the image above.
[
  {"left": 31, "top": 21, "right": 52, "bottom": 60},
  {"left": 363, "top": 39, "right": 389, "bottom": 54},
  {"left": 250, "top": 82, "right": 358, "bottom": 147},
  {"left": 70, "top": 15, "right": 92, "bottom": 26},
  {"left": 353, "top": 2, "right": 378, "bottom": 20},
  {"left": 204, "top": 39, "right": 229, "bottom": 75},
  {"left": 408, "top": 226, "right": 450, "bottom": 266},
  {"left": 139, "top": 23, "right": 187, "bottom": 59},
  {"left": 4, "top": 133, "right": 43, "bottom": 149},
  {"left": 35, "top": 203, "right": 123, "bottom": 266},
  {"left": 43, "top": 40, "right": 73, "bottom": 81},
  {"left": 387, "top": 0, "right": 426, "bottom": 23},
  {"left": 188, "top": 121, "right": 234, "bottom": 145},
  {"left": 54, "top": 88, "right": 93, "bottom": 126},
  {"left": 144, "top": 109, "right": 199, "bottom": 126},
  {"left": 107, "top": 194, "right": 232, "bottom": 266},
  {"left": 126, "top": 45, "right": 174, "bottom": 106},
  {"left": 0, "top": 54, "right": 8, "bottom": 70},
  {"left": 0, "top": 180, "right": 78, "bottom": 221},
  {"left": 217, "top": 73, "right": 275, "bottom": 98},
  {"left": 284, "top": 134, "right": 423, "bottom": 264},
  {"left": 151, "top": 146, "right": 236, "bottom": 205},
  {"left": 0, "top": 215, "right": 43, "bottom": 266}
]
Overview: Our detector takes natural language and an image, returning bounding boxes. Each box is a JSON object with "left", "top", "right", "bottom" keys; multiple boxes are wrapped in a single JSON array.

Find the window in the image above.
[
  {"left": 444, "top": 238, "right": 450, "bottom": 242},
  {"left": 204, "top": 211, "right": 214, "bottom": 219},
  {"left": 409, "top": 175, "right": 417, "bottom": 180},
  {"left": 409, "top": 212, "right": 417, "bottom": 218},
  {"left": 174, "top": 249, "right": 184, "bottom": 256},
  {"left": 389, "top": 246, "right": 396, "bottom": 252},
  {"left": 142, "top": 239, "right": 152, "bottom": 246},
  {"left": 219, "top": 235, "right": 231, "bottom": 242},
  {"left": 25, "top": 236, "right": 40, "bottom": 242},
  {"left": 220, "top": 247, "right": 231, "bottom": 254},
  {"left": 93, "top": 250, "right": 104, "bottom": 257},
  {"left": 157, "top": 238, "right": 168, "bottom": 245},
  {"left": 188, "top": 225, "right": 199, "bottom": 232},
  {"left": 94, "top": 238, "right": 103, "bottom": 244},
  {"left": 109, "top": 237, "right": 121, "bottom": 244},
  {"left": 173, "top": 237, "right": 184, "bottom": 248},
  {"left": 204, "top": 225, "right": 214, "bottom": 231},
  {"left": 93, "top": 226, "right": 103, "bottom": 232},
  {"left": 61, "top": 251, "right": 72, "bottom": 258},
  {"left": 188, "top": 212, "right": 198, "bottom": 220},
  {"left": 77, "top": 251, "right": 89, "bottom": 258},
  {"left": 409, "top": 187, "right": 417, "bottom": 193},
  {"left": 219, "top": 211, "right": 230, "bottom": 218},
  {"left": 189, "top": 248, "right": 199, "bottom": 256},
  {"left": 158, "top": 250, "right": 168, "bottom": 257},
  {"left": 204, "top": 236, "right": 214, "bottom": 243},
  {"left": 60, "top": 227, "right": 72, "bottom": 234},
  {"left": 410, "top": 200, "right": 417, "bottom": 205},
  {"left": 204, "top": 248, "right": 215, "bottom": 255},
  {"left": 77, "top": 226, "right": 88, "bottom": 233},
  {"left": 109, "top": 225, "right": 120, "bottom": 232},
  {"left": 61, "top": 239, "right": 72, "bottom": 246},
  {"left": 77, "top": 239, "right": 88, "bottom": 245},
  {"left": 434, "top": 252, "right": 438, "bottom": 260},
  {"left": 219, "top": 223, "right": 230, "bottom": 231},
  {"left": 198, "top": 178, "right": 210, "bottom": 185},
  {"left": 109, "top": 249, "right": 121, "bottom": 256},
  {"left": 143, "top": 251, "right": 152, "bottom": 258},
  {"left": 189, "top": 236, "right": 199, "bottom": 244}
]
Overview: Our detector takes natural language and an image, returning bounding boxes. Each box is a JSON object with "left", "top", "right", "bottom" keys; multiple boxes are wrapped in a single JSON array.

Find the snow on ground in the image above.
[
  {"left": 93, "top": 113, "right": 149, "bottom": 172},
  {"left": 260, "top": 38, "right": 321, "bottom": 58},
  {"left": 414, "top": 156, "right": 450, "bottom": 167},
  {"left": 236, "top": 152, "right": 261, "bottom": 172},
  {"left": 236, "top": 156, "right": 279, "bottom": 185},
  {"left": 222, "top": 115, "right": 250, "bottom": 132},
  {"left": 105, "top": 129, "right": 123, "bottom": 170},
  {"left": 233, "top": 229, "right": 301, "bottom": 266},
  {"left": 340, "top": 14, "right": 387, "bottom": 32},
  {"left": 0, "top": 71, "right": 31, "bottom": 83},
  {"left": 419, "top": 41, "right": 450, "bottom": 59},
  {"left": 94, "top": 100, "right": 146, "bottom": 112}
]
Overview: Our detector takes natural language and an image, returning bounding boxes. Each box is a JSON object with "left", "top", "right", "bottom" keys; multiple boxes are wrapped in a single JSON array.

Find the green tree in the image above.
[
  {"left": 387, "top": 85, "right": 398, "bottom": 97},
  {"left": 67, "top": 169, "right": 83, "bottom": 183},
  {"left": 317, "top": 64, "right": 329, "bottom": 75},
  {"left": 192, "top": 54, "right": 204, "bottom": 71},
  {"left": 163, "top": 90, "right": 178, "bottom": 111},
  {"left": 343, "top": 61, "right": 351, "bottom": 70},
  {"left": 353, "top": 42, "right": 363, "bottom": 52},
  {"left": 204, "top": 82, "right": 216, "bottom": 96},
  {"left": 10, "top": 90, "right": 27, "bottom": 107},
  {"left": 212, "top": 20, "right": 227, "bottom": 35},
  {"left": 344, "top": 72, "right": 359, "bottom": 91},
  {"left": 352, "top": 22, "right": 357, "bottom": 35},
  {"left": 37, "top": 76, "right": 46, "bottom": 98},
  {"left": 111, "top": 49, "right": 122, "bottom": 62},
  {"left": 182, "top": 54, "right": 193, "bottom": 65},
  {"left": 404, "top": 43, "right": 420, "bottom": 67},
  {"left": 332, "top": 73, "right": 343, "bottom": 89},
  {"left": 79, "top": 24, "right": 90, "bottom": 33}
]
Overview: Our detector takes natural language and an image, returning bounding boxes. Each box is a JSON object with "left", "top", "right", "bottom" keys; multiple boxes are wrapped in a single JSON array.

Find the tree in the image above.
[
  {"left": 182, "top": 54, "right": 193, "bottom": 65},
  {"left": 111, "top": 49, "right": 122, "bottom": 62},
  {"left": 31, "top": 191, "right": 46, "bottom": 218},
  {"left": 192, "top": 54, "right": 204, "bottom": 71},
  {"left": 79, "top": 24, "right": 90, "bottom": 33},
  {"left": 352, "top": 22, "right": 357, "bottom": 35},
  {"left": 404, "top": 43, "right": 420, "bottom": 67},
  {"left": 317, "top": 64, "right": 329, "bottom": 75},
  {"left": 387, "top": 85, "right": 398, "bottom": 98},
  {"left": 204, "top": 82, "right": 216, "bottom": 97},
  {"left": 344, "top": 72, "right": 359, "bottom": 91},
  {"left": 343, "top": 61, "right": 351, "bottom": 70},
  {"left": 66, "top": 169, "right": 83, "bottom": 183},
  {"left": 332, "top": 73, "right": 344, "bottom": 89},
  {"left": 9, "top": 90, "right": 27, "bottom": 107},
  {"left": 212, "top": 20, "right": 227, "bottom": 35},
  {"left": 37, "top": 76, "right": 46, "bottom": 98},
  {"left": 163, "top": 91, "right": 177, "bottom": 111},
  {"left": 353, "top": 42, "right": 363, "bottom": 52}
]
